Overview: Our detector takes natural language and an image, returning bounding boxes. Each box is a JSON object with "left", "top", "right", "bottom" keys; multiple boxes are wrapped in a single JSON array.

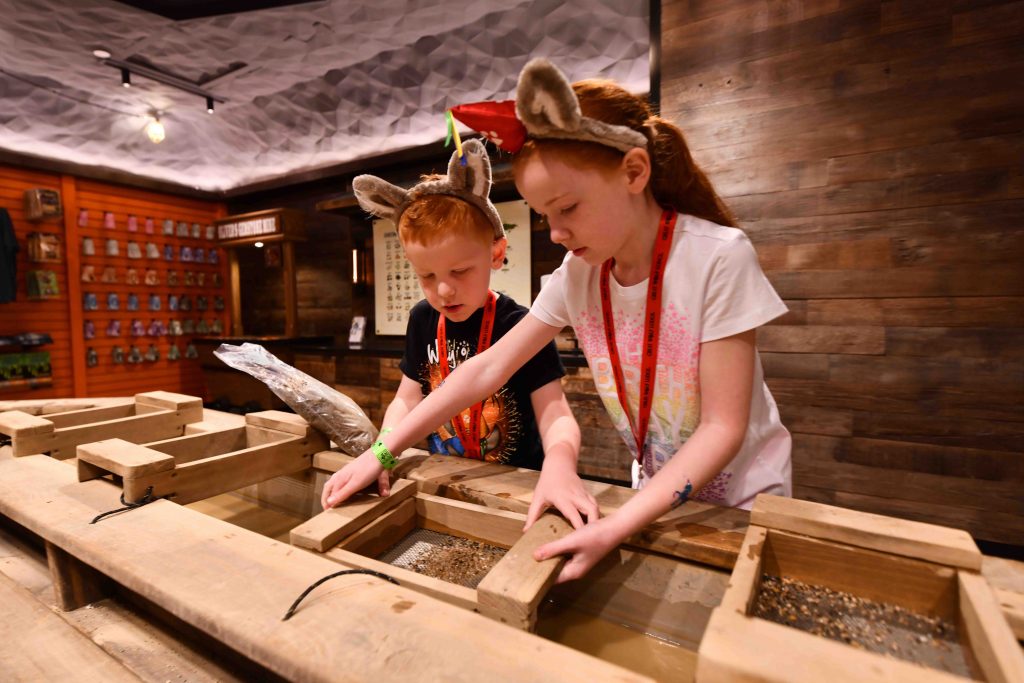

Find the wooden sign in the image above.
[{"left": 214, "top": 208, "right": 304, "bottom": 246}]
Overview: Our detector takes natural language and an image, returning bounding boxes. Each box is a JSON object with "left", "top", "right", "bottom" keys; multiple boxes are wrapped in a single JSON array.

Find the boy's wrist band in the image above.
[{"left": 372, "top": 439, "right": 397, "bottom": 469}]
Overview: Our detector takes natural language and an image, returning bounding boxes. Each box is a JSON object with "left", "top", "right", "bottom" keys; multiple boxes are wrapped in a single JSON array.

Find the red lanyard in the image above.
[
  {"left": 437, "top": 290, "right": 498, "bottom": 459},
  {"left": 600, "top": 209, "right": 676, "bottom": 463}
]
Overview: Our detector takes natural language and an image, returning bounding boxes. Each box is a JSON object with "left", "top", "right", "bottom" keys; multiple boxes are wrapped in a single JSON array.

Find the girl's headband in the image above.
[{"left": 449, "top": 58, "right": 648, "bottom": 154}]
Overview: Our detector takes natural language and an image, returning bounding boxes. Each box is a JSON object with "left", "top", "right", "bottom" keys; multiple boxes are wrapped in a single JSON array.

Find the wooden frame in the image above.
[
  {"left": 0, "top": 391, "right": 203, "bottom": 458},
  {"left": 697, "top": 495, "right": 1024, "bottom": 683},
  {"left": 76, "top": 411, "right": 328, "bottom": 505},
  {"left": 290, "top": 484, "right": 571, "bottom": 631}
]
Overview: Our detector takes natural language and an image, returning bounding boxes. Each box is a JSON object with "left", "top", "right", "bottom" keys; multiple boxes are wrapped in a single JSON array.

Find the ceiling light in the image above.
[
  {"left": 146, "top": 117, "right": 165, "bottom": 144},
  {"left": 121, "top": 68, "right": 131, "bottom": 87},
  {"left": 93, "top": 49, "right": 111, "bottom": 59},
  {"left": 254, "top": 241, "right": 264, "bottom": 248},
  {"left": 206, "top": 96, "right": 214, "bottom": 114}
]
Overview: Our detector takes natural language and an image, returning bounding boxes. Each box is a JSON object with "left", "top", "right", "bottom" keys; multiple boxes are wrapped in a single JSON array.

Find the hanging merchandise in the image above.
[
  {"left": 84, "top": 320, "right": 96, "bottom": 339},
  {"left": 145, "top": 344, "right": 160, "bottom": 362},
  {"left": 191, "top": 223, "right": 201, "bottom": 239},
  {"left": 127, "top": 344, "right": 143, "bottom": 363},
  {"left": 148, "top": 293, "right": 161, "bottom": 311},
  {"left": 168, "top": 294, "right": 179, "bottom": 311},
  {"left": 212, "top": 272, "right": 222, "bottom": 287},
  {"left": 105, "top": 238, "right": 119, "bottom": 257},
  {"left": 23, "top": 189, "right": 62, "bottom": 220},
  {"left": 106, "top": 319, "right": 121, "bottom": 337},
  {"left": 193, "top": 247, "right": 205, "bottom": 264},
  {"left": 196, "top": 295, "right": 208, "bottom": 312},
  {"left": 127, "top": 215, "right": 138, "bottom": 232},
  {"left": 168, "top": 343, "right": 181, "bottom": 361},
  {"left": 184, "top": 270, "right": 195, "bottom": 286},
  {"left": 196, "top": 272, "right": 206, "bottom": 287},
  {"left": 106, "top": 292, "right": 120, "bottom": 310},
  {"left": 100, "top": 266, "right": 118, "bottom": 283},
  {"left": 163, "top": 244, "right": 174, "bottom": 261},
  {"left": 126, "top": 292, "right": 139, "bottom": 311},
  {"left": 126, "top": 241, "right": 142, "bottom": 259},
  {"left": 83, "top": 292, "right": 99, "bottom": 311},
  {"left": 176, "top": 221, "right": 189, "bottom": 238},
  {"left": 144, "top": 217, "right": 155, "bottom": 234},
  {"left": 205, "top": 225, "right": 215, "bottom": 240},
  {"left": 179, "top": 294, "right": 191, "bottom": 311},
  {"left": 144, "top": 268, "right": 159, "bottom": 286},
  {"left": 26, "top": 270, "right": 60, "bottom": 299},
  {"left": 104, "top": 211, "right": 116, "bottom": 230},
  {"left": 167, "top": 270, "right": 179, "bottom": 286},
  {"left": 147, "top": 319, "right": 163, "bottom": 337},
  {"left": 162, "top": 219, "right": 174, "bottom": 236},
  {"left": 213, "top": 295, "right": 225, "bottom": 311},
  {"left": 129, "top": 319, "right": 145, "bottom": 337},
  {"left": 179, "top": 245, "right": 194, "bottom": 262},
  {"left": 81, "top": 265, "right": 96, "bottom": 282},
  {"left": 169, "top": 319, "right": 183, "bottom": 336},
  {"left": 182, "top": 319, "right": 195, "bottom": 334},
  {"left": 146, "top": 242, "right": 160, "bottom": 259},
  {"left": 184, "top": 342, "right": 198, "bottom": 359},
  {"left": 78, "top": 208, "right": 89, "bottom": 227},
  {"left": 86, "top": 347, "right": 99, "bottom": 367},
  {"left": 208, "top": 248, "right": 219, "bottom": 265},
  {"left": 111, "top": 346, "right": 125, "bottom": 364},
  {"left": 211, "top": 318, "right": 223, "bottom": 334},
  {"left": 82, "top": 236, "right": 95, "bottom": 256},
  {"left": 196, "top": 319, "right": 210, "bottom": 334},
  {"left": 126, "top": 268, "right": 139, "bottom": 285},
  {"left": 27, "top": 233, "right": 62, "bottom": 262}
]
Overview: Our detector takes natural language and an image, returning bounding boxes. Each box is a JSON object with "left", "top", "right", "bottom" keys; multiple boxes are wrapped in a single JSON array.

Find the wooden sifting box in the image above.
[
  {"left": 0, "top": 391, "right": 203, "bottom": 458},
  {"left": 290, "top": 479, "right": 572, "bottom": 631},
  {"left": 76, "top": 410, "right": 327, "bottom": 505},
  {"left": 696, "top": 495, "right": 1024, "bottom": 683}
]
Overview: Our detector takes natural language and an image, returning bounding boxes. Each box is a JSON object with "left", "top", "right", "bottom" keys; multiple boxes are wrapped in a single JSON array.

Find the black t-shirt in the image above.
[{"left": 399, "top": 293, "right": 564, "bottom": 470}]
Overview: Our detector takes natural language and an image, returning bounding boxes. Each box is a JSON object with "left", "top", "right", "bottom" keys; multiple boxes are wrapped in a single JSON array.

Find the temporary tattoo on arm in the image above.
[{"left": 671, "top": 479, "right": 693, "bottom": 509}]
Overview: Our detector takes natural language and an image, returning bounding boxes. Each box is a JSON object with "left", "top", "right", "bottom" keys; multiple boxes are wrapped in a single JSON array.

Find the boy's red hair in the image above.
[{"left": 398, "top": 186, "right": 495, "bottom": 248}]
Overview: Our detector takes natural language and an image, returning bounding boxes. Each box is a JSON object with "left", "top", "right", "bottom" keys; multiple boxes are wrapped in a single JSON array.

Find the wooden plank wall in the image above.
[
  {"left": 0, "top": 165, "right": 226, "bottom": 401},
  {"left": 661, "top": 0, "right": 1024, "bottom": 544}
]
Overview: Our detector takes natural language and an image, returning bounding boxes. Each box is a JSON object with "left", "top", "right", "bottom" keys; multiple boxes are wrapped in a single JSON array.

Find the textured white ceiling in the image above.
[{"left": 0, "top": 0, "right": 649, "bottom": 192}]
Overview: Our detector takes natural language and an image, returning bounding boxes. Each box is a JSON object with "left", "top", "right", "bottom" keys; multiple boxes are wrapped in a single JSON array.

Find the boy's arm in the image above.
[
  {"left": 533, "top": 330, "right": 757, "bottom": 583},
  {"left": 524, "top": 378, "right": 597, "bottom": 531},
  {"left": 324, "top": 314, "right": 562, "bottom": 508},
  {"left": 321, "top": 374, "right": 422, "bottom": 507}
]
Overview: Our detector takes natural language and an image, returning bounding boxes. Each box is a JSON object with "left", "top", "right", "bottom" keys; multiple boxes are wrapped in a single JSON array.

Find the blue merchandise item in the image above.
[
  {"left": 180, "top": 245, "right": 194, "bottom": 262},
  {"left": 106, "top": 292, "right": 120, "bottom": 311},
  {"left": 193, "top": 247, "right": 205, "bottom": 263},
  {"left": 148, "top": 293, "right": 161, "bottom": 311},
  {"left": 126, "top": 292, "right": 139, "bottom": 311},
  {"left": 208, "top": 248, "right": 219, "bottom": 265},
  {"left": 164, "top": 244, "right": 174, "bottom": 261},
  {"left": 168, "top": 294, "right": 179, "bottom": 311}
]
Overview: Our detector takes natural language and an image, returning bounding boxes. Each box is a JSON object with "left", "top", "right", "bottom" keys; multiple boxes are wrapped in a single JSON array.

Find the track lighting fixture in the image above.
[
  {"left": 121, "top": 68, "right": 131, "bottom": 87},
  {"left": 206, "top": 96, "right": 214, "bottom": 114}
]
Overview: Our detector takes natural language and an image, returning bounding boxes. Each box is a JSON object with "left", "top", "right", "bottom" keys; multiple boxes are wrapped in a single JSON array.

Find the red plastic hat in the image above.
[{"left": 449, "top": 100, "right": 527, "bottom": 153}]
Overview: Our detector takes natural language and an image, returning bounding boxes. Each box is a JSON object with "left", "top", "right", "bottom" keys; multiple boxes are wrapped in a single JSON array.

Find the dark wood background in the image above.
[{"left": 661, "top": 0, "right": 1023, "bottom": 545}]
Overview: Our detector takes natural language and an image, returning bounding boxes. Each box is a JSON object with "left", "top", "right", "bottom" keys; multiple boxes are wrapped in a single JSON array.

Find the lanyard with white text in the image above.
[
  {"left": 600, "top": 208, "right": 676, "bottom": 463},
  {"left": 437, "top": 290, "right": 498, "bottom": 460}
]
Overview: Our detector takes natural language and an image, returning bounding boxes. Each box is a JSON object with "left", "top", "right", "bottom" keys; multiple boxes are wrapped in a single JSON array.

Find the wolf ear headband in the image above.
[
  {"left": 448, "top": 58, "right": 648, "bottom": 155},
  {"left": 352, "top": 138, "right": 504, "bottom": 239}
]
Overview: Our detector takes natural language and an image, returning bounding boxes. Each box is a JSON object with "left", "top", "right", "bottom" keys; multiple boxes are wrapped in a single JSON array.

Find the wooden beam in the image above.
[
  {"left": 959, "top": 571, "right": 1024, "bottom": 683},
  {"left": 45, "top": 541, "right": 112, "bottom": 611},
  {"left": 77, "top": 439, "right": 176, "bottom": 482},
  {"left": 290, "top": 479, "right": 418, "bottom": 552}
]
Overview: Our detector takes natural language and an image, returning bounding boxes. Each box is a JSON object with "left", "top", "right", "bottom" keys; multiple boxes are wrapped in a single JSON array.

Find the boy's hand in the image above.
[
  {"left": 524, "top": 462, "right": 599, "bottom": 532},
  {"left": 532, "top": 515, "right": 623, "bottom": 584},
  {"left": 321, "top": 450, "right": 387, "bottom": 509}
]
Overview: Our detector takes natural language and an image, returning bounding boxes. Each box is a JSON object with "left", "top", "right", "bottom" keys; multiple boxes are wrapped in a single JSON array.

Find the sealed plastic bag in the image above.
[{"left": 214, "top": 342, "right": 376, "bottom": 455}]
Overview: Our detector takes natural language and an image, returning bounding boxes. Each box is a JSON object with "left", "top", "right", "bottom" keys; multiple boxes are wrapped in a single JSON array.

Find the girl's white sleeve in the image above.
[
  {"left": 530, "top": 254, "right": 573, "bottom": 329},
  {"left": 701, "top": 234, "right": 788, "bottom": 343}
]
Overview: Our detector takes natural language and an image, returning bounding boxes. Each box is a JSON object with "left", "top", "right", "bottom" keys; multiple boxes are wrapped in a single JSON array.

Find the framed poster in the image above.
[{"left": 373, "top": 199, "right": 532, "bottom": 336}]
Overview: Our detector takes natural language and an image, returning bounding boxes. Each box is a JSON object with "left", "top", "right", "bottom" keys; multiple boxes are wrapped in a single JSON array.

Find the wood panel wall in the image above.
[
  {"left": 661, "top": 0, "right": 1024, "bottom": 544},
  {"left": 0, "top": 165, "right": 226, "bottom": 401}
]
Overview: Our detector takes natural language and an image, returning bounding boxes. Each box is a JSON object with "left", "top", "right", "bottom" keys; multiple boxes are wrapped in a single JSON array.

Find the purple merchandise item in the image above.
[
  {"left": 147, "top": 319, "right": 163, "bottom": 337},
  {"left": 193, "top": 247, "right": 205, "bottom": 264},
  {"left": 208, "top": 248, "right": 219, "bottom": 265},
  {"left": 106, "top": 319, "right": 121, "bottom": 337},
  {"left": 168, "top": 294, "right": 179, "bottom": 311},
  {"left": 84, "top": 320, "right": 96, "bottom": 339},
  {"left": 164, "top": 244, "right": 174, "bottom": 261},
  {"left": 106, "top": 292, "right": 120, "bottom": 311},
  {"left": 144, "top": 216, "right": 155, "bottom": 234},
  {"left": 162, "top": 219, "right": 174, "bottom": 236},
  {"left": 78, "top": 208, "right": 89, "bottom": 227},
  {"left": 103, "top": 211, "right": 116, "bottom": 230},
  {"left": 126, "top": 292, "right": 139, "bottom": 311},
  {"left": 180, "top": 245, "right": 194, "bottom": 262},
  {"left": 130, "top": 319, "right": 145, "bottom": 337},
  {"left": 127, "top": 214, "right": 138, "bottom": 232}
]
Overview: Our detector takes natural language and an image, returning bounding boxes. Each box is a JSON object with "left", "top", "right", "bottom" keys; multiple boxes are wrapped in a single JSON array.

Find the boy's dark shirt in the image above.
[{"left": 399, "top": 293, "right": 564, "bottom": 470}]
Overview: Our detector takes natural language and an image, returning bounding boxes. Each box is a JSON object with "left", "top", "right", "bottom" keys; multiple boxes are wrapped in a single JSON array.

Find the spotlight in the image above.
[
  {"left": 93, "top": 49, "right": 111, "bottom": 59},
  {"left": 206, "top": 96, "right": 214, "bottom": 114},
  {"left": 121, "top": 68, "right": 131, "bottom": 88},
  {"left": 146, "top": 117, "right": 165, "bottom": 144},
  {"left": 254, "top": 241, "right": 264, "bottom": 248}
]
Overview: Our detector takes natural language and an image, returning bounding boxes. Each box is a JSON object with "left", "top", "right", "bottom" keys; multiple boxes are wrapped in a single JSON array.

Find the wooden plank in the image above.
[
  {"left": 416, "top": 493, "right": 527, "bottom": 548},
  {"left": 0, "top": 570, "right": 141, "bottom": 682},
  {"left": 757, "top": 325, "right": 885, "bottom": 354},
  {"left": 144, "top": 427, "right": 248, "bottom": 464},
  {"left": 45, "top": 404, "right": 136, "bottom": 429},
  {"left": 477, "top": 513, "right": 571, "bottom": 630},
  {"left": 752, "top": 494, "right": 982, "bottom": 570},
  {"left": 337, "top": 497, "right": 419, "bottom": 559},
  {"left": 0, "top": 410, "right": 53, "bottom": 438},
  {"left": 76, "top": 439, "right": 176, "bottom": 481},
  {"left": 0, "top": 455, "right": 652, "bottom": 683},
  {"left": 289, "top": 479, "right": 418, "bottom": 552},
  {"left": 11, "top": 409, "right": 190, "bottom": 459},
  {"left": 46, "top": 540, "right": 112, "bottom": 611},
  {"left": 993, "top": 588, "right": 1024, "bottom": 641},
  {"left": 134, "top": 391, "right": 204, "bottom": 415},
  {"left": 958, "top": 571, "right": 1024, "bottom": 683},
  {"left": 717, "top": 526, "right": 766, "bottom": 616},
  {"left": 696, "top": 608, "right": 969, "bottom": 683},
  {"left": 244, "top": 410, "right": 316, "bottom": 437}
]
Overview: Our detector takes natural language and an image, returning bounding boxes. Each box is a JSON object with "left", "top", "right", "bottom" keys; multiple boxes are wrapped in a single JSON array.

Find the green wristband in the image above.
[{"left": 372, "top": 439, "right": 397, "bottom": 470}]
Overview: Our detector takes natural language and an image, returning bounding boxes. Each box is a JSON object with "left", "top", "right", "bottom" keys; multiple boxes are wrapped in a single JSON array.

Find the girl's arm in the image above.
[
  {"left": 323, "top": 314, "right": 562, "bottom": 508},
  {"left": 534, "top": 329, "right": 757, "bottom": 582},
  {"left": 524, "top": 378, "right": 597, "bottom": 531}
]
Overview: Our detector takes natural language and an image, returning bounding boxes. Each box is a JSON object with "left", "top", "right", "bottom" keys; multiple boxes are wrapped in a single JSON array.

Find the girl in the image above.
[{"left": 323, "top": 58, "right": 791, "bottom": 583}]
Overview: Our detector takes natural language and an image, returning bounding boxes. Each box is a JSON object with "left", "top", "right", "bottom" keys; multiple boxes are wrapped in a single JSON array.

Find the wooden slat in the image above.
[
  {"left": 289, "top": 479, "right": 418, "bottom": 552},
  {"left": 77, "top": 438, "right": 176, "bottom": 480},
  {"left": 958, "top": 571, "right": 1024, "bottom": 683},
  {"left": 717, "top": 525, "right": 766, "bottom": 616},
  {"left": 752, "top": 494, "right": 982, "bottom": 570}
]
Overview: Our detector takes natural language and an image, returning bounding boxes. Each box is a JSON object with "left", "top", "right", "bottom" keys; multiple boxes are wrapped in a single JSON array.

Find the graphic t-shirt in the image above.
[
  {"left": 531, "top": 213, "right": 791, "bottom": 508},
  {"left": 400, "top": 293, "right": 565, "bottom": 470}
]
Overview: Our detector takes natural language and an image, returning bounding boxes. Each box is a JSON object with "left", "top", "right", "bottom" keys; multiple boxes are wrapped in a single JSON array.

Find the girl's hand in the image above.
[
  {"left": 320, "top": 450, "right": 386, "bottom": 509},
  {"left": 532, "top": 515, "right": 624, "bottom": 584},
  {"left": 524, "top": 463, "right": 599, "bottom": 532}
]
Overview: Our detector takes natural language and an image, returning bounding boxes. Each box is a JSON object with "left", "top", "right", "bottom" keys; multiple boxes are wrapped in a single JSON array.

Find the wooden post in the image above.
[
  {"left": 60, "top": 175, "right": 87, "bottom": 397},
  {"left": 283, "top": 240, "right": 297, "bottom": 337},
  {"left": 45, "top": 541, "right": 110, "bottom": 611},
  {"left": 228, "top": 248, "right": 242, "bottom": 335}
]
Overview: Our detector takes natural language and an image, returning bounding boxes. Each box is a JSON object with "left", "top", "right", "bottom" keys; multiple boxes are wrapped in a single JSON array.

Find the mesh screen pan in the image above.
[{"left": 376, "top": 528, "right": 505, "bottom": 589}]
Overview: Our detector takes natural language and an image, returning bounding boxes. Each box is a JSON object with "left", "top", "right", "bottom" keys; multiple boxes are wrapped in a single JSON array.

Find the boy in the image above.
[{"left": 322, "top": 140, "right": 587, "bottom": 512}]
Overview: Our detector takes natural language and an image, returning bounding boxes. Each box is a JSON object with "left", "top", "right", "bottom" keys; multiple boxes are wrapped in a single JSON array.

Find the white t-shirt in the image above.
[{"left": 531, "top": 213, "right": 792, "bottom": 509}]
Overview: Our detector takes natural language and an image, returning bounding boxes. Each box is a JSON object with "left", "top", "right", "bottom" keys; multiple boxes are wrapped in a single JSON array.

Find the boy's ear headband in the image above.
[
  {"left": 352, "top": 138, "right": 504, "bottom": 239},
  {"left": 449, "top": 58, "right": 648, "bottom": 155}
]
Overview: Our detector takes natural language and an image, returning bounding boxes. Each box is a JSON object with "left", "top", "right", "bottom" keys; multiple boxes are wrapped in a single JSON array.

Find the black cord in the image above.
[
  {"left": 90, "top": 486, "right": 165, "bottom": 524},
  {"left": 282, "top": 569, "right": 400, "bottom": 621}
]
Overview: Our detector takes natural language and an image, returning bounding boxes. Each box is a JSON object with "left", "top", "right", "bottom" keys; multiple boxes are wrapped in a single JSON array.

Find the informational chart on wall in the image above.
[{"left": 373, "top": 199, "right": 532, "bottom": 336}]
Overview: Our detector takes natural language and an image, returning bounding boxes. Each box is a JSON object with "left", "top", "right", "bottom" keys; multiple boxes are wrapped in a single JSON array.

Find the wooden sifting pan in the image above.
[{"left": 290, "top": 479, "right": 572, "bottom": 631}]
